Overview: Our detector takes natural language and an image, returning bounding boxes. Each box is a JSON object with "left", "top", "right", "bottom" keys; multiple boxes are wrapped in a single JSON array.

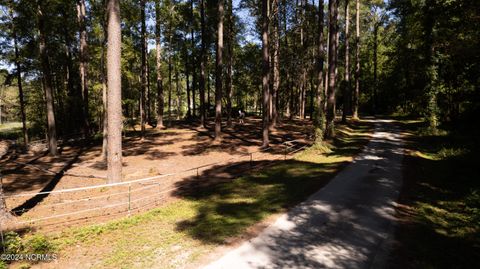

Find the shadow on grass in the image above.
[
  {"left": 172, "top": 159, "right": 345, "bottom": 244},
  {"left": 170, "top": 119, "right": 375, "bottom": 245},
  {"left": 387, "top": 120, "right": 480, "bottom": 269}
]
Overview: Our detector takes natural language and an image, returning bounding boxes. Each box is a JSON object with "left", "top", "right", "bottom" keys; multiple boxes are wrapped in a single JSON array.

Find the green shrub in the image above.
[
  {"left": 1, "top": 232, "right": 23, "bottom": 254},
  {"left": 24, "top": 234, "right": 54, "bottom": 254}
]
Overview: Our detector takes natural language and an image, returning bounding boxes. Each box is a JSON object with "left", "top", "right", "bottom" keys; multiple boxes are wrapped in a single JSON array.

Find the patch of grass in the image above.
[
  {"left": 0, "top": 122, "right": 23, "bottom": 140},
  {"left": 388, "top": 120, "right": 480, "bottom": 269},
  {"left": 12, "top": 119, "right": 374, "bottom": 268},
  {"left": 0, "top": 232, "right": 55, "bottom": 267},
  {"left": 175, "top": 159, "right": 344, "bottom": 244}
]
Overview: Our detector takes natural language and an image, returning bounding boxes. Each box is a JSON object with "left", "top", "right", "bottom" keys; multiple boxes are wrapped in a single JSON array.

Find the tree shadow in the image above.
[
  {"left": 10, "top": 147, "right": 85, "bottom": 215},
  {"left": 387, "top": 120, "right": 480, "bottom": 269},
  {"left": 177, "top": 118, "right": 312, "bottom": 157},
  {"left": 170, "top": 119, "right": 407, "bottom": 268},
  {"left": 172, "top": 159, "right": 348, "bottom": 244}
]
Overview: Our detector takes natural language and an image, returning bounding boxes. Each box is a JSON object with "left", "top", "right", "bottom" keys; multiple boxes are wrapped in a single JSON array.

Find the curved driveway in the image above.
[{"left": 203, "top": 120, "right": 404, "bottom": 269}]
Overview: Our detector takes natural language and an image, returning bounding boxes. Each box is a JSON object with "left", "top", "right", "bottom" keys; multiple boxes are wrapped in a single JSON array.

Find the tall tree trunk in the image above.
[
  {"left": 199, "top": 0, "right": 207, "bottom": 127},
  {"left": 325, "top": 0, "right": 338, "bottom": 138},
  {"left": 101, "top": 6, "right": 108, "bottom": 160},
  {"left": 106, "top": 0, "right": 122, "bottom": 183},
  {"left": 324, "top": 30, "right": 329, "bottom": 111},
  {"left": 226, "top": 0, "right": 233, "bottom": 127},
  {"left": 214, "top": 0, "right": 224, "bottom": 140},
  {"left": 207, "top": 66, "right": 211, "bottom": 111},
  {"left": 167, "top": 5, "right": 174, "bottom": 126},
  {"left": 282, "top": 0, "right": 292, "bottom": 119},
  {"left": 352, "top": 0, "right": 360, "bottom": 119},
  {"left": 155, "top": 0, "right": 164, "bottom": 128},
  {"left": 147, "top": 50, "right": 152, "bottom": 122},
  {"left": 342, "top": 0, "right": 350, "bottom": 123},
  {"left": 314, "top": 0, "right": 325, "bottom": 142},
  {"left": 185, "top": 36, "right": 191, "bottom": 118},
  {"left": 77, "top": 0, "right": 90, "bottom": 137},
  {"left": 190, "top": 0, "right": 197, "bottom": 118},
  {"left": 9, "top": 6, "right": 28, "bottom": 145},
  {"left": 176, "top": 65, "right": 181, "bottom": 119},
  {"left": 309, "top": 70, "right": 315, "bottom": 120},
  {"left": 37, "top": 1, "right": 58, "bottom": 156},
  {"left": 101, "top": 64, "right": 108, "bottom": 160},
  {"left": 299, "top": 0, "right": 307, "bottom": 119},
  {"left": 423, "top": 0, "right": 438, "bottom": 129},
  {"left": 61, "top": 10, "right": 77, "bottom": 134},
  {"left": 140, "top": 0, "right": 147, "bottom": 137},
  {"left": 271, "top": 0, "right": 280, "bottom": 128},
  {"left": 168, "top": 54, "right": 172, "bottom": 126},
  {"left": 262, "top": 0, "right": 270, "bottom": 147}
]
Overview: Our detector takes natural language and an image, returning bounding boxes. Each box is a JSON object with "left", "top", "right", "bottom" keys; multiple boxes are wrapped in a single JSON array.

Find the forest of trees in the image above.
[{"left": 0, "top": 0, "right": 478, "bottom": 182}]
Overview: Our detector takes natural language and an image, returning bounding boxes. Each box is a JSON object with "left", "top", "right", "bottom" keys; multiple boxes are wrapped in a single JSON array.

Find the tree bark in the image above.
[
  {"left": 9, "top": 6, "right": 28, "bottom": 145},
  {"left": 199, "top": 0, "right": 207, "bottom": 127},
  {"left": 190, "top": 0, "right": 197, "bottom": 118},
  {"left": 61, "top": 9, "right": 77, "bottom": 134},
  {"left": 352, "top": 0, "right": 360, "bottom": 119},
  {"left": 342, "top": 0, "right": 350, "bottom": 123},
  {"left": 226, "top": 0, "right": 233, "bottom": 128},
  {"left": 101, "top": 7, "right": 108, "bottom": 160},
  {"left": 271, "top": 0, "right": 280, "bottom": 128},
  {"left": 214, "top": 0, "right": 224, "bottom": 140},
  {"left": 325, "top": 0, "right": 338, "bottom": 138},
  {"left": 155, "top": 0, "right": 164, "bottom": 128},
  {"left": 175, "top": 65, "right": 181, "bottom": 119},
  {"left": 262, "top": 0, "right": 270, "bottom": 147},
  {"left": 106, "top": 0, "right": 122, "bottom": 183},
  {"left": 140, "top": 0, "right": 147, "bottom": 137},
  {"left": 300, "top": 0, "right": 308, "bottom": 119},
  {"left": 168, "top": 53, "right": 172, "bottom": 125},
  {"left": 77, "top": 0, "right": 90, "bottom": 137},
  {"left": 314, "top": 0, "right": 325, "bottom": 142},
  {"left": 185, "top": 36, "right": 192, "bottom": 118},
  {"left": 37, "top": 1, "right": 58, "bottom": 156}
]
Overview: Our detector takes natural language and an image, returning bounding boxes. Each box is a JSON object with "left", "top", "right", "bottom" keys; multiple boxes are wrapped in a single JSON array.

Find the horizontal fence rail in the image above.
[{"left": 2, "top": 138, "right": 310, "bottom": 227}]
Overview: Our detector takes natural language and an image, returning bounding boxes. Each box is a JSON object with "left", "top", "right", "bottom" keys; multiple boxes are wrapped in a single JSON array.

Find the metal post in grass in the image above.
[{"left": 196, "top": 167, "right": 199, "bottom": 179}]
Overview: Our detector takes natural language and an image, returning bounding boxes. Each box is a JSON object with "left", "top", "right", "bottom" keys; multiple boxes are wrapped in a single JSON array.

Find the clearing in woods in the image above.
[
  {"left": 1, "top": 118, "right": 375, "bottom": 269},
  {"left": 3, "top": 118, "right": 320, "bottom": 228}
]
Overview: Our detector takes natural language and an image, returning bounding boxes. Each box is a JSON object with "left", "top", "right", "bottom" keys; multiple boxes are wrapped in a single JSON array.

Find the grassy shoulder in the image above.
[
  {"left": 387, "top": 120, "right": 480, "bottom": 269},
  {"left": 1, "top": 119, "right": 374, "bottom": 269}
]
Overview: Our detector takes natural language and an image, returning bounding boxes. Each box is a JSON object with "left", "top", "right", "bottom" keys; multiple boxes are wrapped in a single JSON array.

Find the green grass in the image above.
[
  {"left": 4, "top": 120, "right": 374, "bottom": 268},
  {"left": 0, "top": 122, "right": 23, "bottom": 140},
  {"left": 388, "top": 120, "right": 480, "bottom": 269}
]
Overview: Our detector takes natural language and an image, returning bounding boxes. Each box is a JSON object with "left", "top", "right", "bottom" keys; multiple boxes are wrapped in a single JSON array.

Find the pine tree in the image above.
[{"left": 106, "top": 0, "right": 122, "bottom": 183}]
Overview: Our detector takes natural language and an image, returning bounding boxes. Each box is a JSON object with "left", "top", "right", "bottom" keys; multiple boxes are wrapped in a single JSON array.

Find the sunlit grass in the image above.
[
  {"left": 0, "top": 122, "right": 23, "bottom": 140},
  {"left": 3, "top": 119, "right": 374, "bottom": 268}
]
